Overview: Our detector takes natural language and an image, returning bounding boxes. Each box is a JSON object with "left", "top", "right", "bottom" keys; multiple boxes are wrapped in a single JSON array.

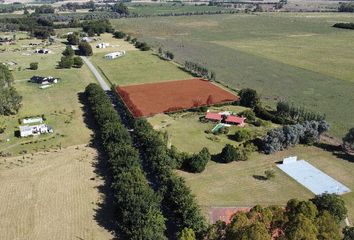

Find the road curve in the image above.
[{"left": 81, "top": 56, "right": 111, "bottom": 91}]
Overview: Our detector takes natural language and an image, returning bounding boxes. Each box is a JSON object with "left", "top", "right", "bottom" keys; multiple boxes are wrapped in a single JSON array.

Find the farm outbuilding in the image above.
[
  {"left": 96, "top": 43, "right": 110, "bottom": 48},
  {"left": 30, "top": 76, "right": 58, "bottom": 85},
  {"left": 105, "top": 51, "right": 126, "bottom": 60},
  {"left": 19, "top": 124, "right": 52, "bottom": 138}
]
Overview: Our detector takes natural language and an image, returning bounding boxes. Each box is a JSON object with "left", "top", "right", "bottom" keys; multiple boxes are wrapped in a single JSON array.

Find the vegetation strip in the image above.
[
  {"left": 85, "top": 84, "right": 166, "bottom": 239},
  {"left": 114, "top": 89, "right": 207, "bottom": 238}
]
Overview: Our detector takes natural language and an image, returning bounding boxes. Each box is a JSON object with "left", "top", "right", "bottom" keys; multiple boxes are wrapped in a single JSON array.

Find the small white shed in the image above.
[{"left": 104, "top": 51, "right": 126, "bottom": 60}]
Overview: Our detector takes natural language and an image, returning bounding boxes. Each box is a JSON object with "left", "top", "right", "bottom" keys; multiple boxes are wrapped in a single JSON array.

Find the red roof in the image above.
[
  {"left": 205, "top": 112, "right": 222, "bottom": 121},
  {"left": 225, "top": 115, "right": 245, "bottom": 124}
]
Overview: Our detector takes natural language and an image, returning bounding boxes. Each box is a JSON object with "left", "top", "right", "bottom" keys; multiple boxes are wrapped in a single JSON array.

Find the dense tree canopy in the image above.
[
  {"left": 239, "top": 88, "right": 260, "bottom": 108},
  {"left": 78, "top": 42, "right": 93, "bottom": 56},
  {"left": 343, "top": 128, "right": 354, "bottom": 153},
  {"left": 67, "top": 33, "right": 79, "bottom": 45},
  {"left": 0, "top": 64, "right": 22, "bottom": 115},
  {"left": 311, "top": 193, "right": 347, "bottom": 223}
]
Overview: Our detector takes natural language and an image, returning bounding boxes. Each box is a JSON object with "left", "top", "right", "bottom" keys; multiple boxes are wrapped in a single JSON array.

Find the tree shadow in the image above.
[
  {"left": 252, "top": 175, "right": 267, "bottom": 181},
  {"left": 78, "top": 92, "right": 119, "bottom": 239},
  {"left": 315, "top": 142, "right": 354, "bottom": 163}
]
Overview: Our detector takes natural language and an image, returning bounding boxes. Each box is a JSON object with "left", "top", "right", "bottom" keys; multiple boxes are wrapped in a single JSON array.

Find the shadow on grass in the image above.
[
  {"left": 252, "top": 175, "right": 268, "bottom": 181},
  {"left": 315, "top": 142, "right": 354, "bottom": 163},
  {"left": 78, "top": 92, "right": 119, "bottom": 239}
]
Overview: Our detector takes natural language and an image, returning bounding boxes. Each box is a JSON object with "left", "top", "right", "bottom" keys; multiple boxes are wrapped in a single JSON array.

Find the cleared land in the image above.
[
  {"left": 0, "top": 145, "right": 113, "bottom": 240},
  {"left": 90, "top": 49, "right": 192, "bottom": 86},
  {"left": 177, "top": 145, "right": 354, "bottom": 224},
  {"left": 117, "top": 78, "right": 238, "bottom": 117},
  {"left": 112, "top": 12, "right": 354, "bottom": 137},
  {"left": 0, "top": 32, "right": 96, "bottom": 155}
]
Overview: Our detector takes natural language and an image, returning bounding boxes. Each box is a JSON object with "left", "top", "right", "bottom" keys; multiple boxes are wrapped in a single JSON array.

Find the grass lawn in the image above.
[
  {"left": 147, "top": 105, "right": 276, "bottom": 154},
  {"left": 0, "top": 33, "right": 96, "bottom": 156},
  {"left": 88, "top": 33, "right": 137, "bottom": 54},
  {"left": 112, "top": 12, "right": 354, "bottom": 137},
  {"left": 177, "top": 145, "right": 354, "bottom": 224},
  {"left": 90, "top": 50, "right": 192, "bottom": 86}
]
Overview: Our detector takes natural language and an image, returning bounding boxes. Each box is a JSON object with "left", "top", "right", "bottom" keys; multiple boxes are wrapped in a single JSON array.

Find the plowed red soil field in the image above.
[{"left": 117, "top": 78, "right": 239, "bottom": 117}]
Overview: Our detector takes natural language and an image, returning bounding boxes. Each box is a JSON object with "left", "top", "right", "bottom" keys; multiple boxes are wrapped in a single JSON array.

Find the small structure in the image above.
[
  {"left": 19, "top": 124, "right": 52, "bottom": 138},
  {"left": 277, "top": 156, "right": 351, "bottom": 195},
  {"left": 96, "top": 42, "right": 110, "bottom": 48},
  {"left": 205, "top": 112, "right": 246, "bottom": 126},
  {"left": 70, "top": 45, "right": 79, "bottom": 51},
  {"left": 22, "top": 117, "right": 43, "bottom": 125},
  {"left": 81, "top": 37, "right": 93, "bottom": 42},
  {"left": 34, "top": 49, "right": 51, "bottom": 54},
  {"left": 205, "top": 112, "right": 222, "bottom": 122},
  {"left": 105, "top": 51, "right": 126, "bottom": 60},
  {"left": 29, "top": 76, "right": 58, "bottom": 85},
  {"left": 225, "top": 115, "right": 246, "bottom": 126}
]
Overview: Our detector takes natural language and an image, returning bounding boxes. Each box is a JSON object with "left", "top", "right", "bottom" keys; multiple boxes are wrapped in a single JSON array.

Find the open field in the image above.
[
  {"left": 89, "top": 33, "right": 137, "bottom": 54},
  {"left": 118, "top": 78, "right": 238, "bottom": 117},
  {"left": 90, "top": 49, "right": 191, "bottom": 86},
  {"left": 128, "top": 3, "right": 231, "bottom": 16},
  {"left": 112, "top": 12, "right": 354, "bottom": 137},
  {"left": 0, "top": 32, "right": 96, "bottom": 156},
  {"left": 177, "top": 145, "right": 354, "bottom": 224},
  {"left": 148, "top": 105, "right": 276, "bottom": 154},
  {"left": 0, "top": 145, "right": 113, "bottom": 240}
]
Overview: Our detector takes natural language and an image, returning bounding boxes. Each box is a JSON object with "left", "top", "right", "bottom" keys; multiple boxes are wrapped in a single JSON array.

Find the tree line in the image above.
[
  {"left": 205, "top": 193, "right": 348, "bottom": 240},
  {"left": 338, "top": 2, "right": 354, "bottom": 12},
  {"left": 333, "top": 22, "right": 354, "bottom": 30},
  {"left": 0, "top": 64, "right": 22, "bottom": 116},
  {"left": 114, "top": 90, "right": 208, "bottom": 238},
  {"left": 85, "top": 84, "right": 167, "bottom": 239},
  {"left": 184, "top": 61, "right": 216, "bottom": 80}
]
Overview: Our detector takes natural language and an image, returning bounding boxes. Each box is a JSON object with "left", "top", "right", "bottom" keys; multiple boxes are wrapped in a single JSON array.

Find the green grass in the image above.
[
  {"left": 147, "top": 105, "right": 276, "bottom": 154},
  {"left": 90, "top": 50, "right": 192, "bottom": 86},
  {"left": 177, "top": 145, "right": 354, "bottom": 224},
  {"left": 111, "top": 12, "right": 354, "bottom": 137},
  {"left": 0, "top": 34, "right": 96, "bottom": 155}
]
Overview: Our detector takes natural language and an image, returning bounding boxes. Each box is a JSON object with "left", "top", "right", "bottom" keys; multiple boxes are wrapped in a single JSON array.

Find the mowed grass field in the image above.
[
  {"left": 90, "top": 47, "right": 192, "bottom": 86},
  {"left": 177, "top": 145, "right": 354, "bottom": 224},
  {"left": 0, "top": 145, "right": 113, "bottom": 239},
  {"left": 112, "top": 12, "right": 354, "bottom": 137},
  {"left": 0, "top": 33, "right": 96, "bottom": 155}
]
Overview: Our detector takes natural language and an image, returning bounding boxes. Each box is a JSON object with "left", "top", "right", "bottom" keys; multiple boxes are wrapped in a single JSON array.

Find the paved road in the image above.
[{"left": 81, "top": 56, "right": 110, "bottom": 91}]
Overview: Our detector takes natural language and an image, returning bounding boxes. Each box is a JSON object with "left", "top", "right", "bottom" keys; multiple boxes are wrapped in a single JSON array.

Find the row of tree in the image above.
[
  {"left": 85, "top": 84, "right": 167, "bottom": 239},
  {"left": 262, "top": 120, "right": 329, "bottom": 154},
  {"left": 184, "top": 61, "right": 216, "bottom": 80},
  {"left": 114, "top": 93, "right": 207, "bottom": 238},
  {"left": 0, "top": 65, "right": 22, "bottom": 116},
  {"left": 338, "top": 2, "right": 354, "bottom": 12},
  {"left": 333, "top": 22, "right": 354, "bottom": 30},
  {"left": 58, "top": 46, "right": 84, "bottom": 68},
  {"left": 205, "top": 193, "right": 349, "bottom": 240},
  {"left": 81, "top": 19, "right": 114, "bottom": 36}
]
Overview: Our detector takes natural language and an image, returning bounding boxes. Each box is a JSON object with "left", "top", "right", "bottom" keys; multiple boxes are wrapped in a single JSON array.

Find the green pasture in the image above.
[
  {"left": 147, "top": 105, "right": 276, "bottom": 154},
  {"left": 112, "top": 12, "right": 354, "bottom": 137},
  {"left": 0, "top": 35, "right": 96, "bottom": 155},
  {"left": 90, "top": 50, "right": 192, "bottom": 86},
  {"left": 177, "top": 145, "right": 354, "bottom": 224}
]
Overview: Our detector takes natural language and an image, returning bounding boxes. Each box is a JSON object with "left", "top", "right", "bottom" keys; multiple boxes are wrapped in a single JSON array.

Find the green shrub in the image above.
[
  {"left": 234, "top": 129, "right": 252, "bottom": 142},
  {"left": 29, "top": 62, "right": 38, "bottom": 70}
]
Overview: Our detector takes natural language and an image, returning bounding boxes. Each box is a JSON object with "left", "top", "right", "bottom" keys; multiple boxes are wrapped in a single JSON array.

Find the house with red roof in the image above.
[{"left": 205, "top": 112, "right": 246, "bottom": 127}]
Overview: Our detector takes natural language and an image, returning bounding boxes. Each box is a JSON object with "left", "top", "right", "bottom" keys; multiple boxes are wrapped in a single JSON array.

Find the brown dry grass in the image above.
[{"left": 0, "top": 145, "right": 113, "bottom": 240}]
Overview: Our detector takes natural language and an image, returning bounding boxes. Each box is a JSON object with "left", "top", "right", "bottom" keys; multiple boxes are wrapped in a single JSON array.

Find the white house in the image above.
[
  {"left": 104, "top": 51, "right": 126, "bottom": 60},
  {"left": 19, "top": 124, "right": 52, "bottom": 138},
  {"left": 81, "top": 37, "right": 93, "bottom": 43},
  {"left": 96, "top": 42, "right": 110, "bottom": 48}
]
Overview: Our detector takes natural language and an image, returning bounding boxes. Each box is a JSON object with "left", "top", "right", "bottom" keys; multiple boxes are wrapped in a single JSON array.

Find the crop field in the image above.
[
  {"left": 112, "top": 12, "right": 354, "bottom": 137},
  {"left": 0, "top": 32, "right": 96, "bottom": 155},
  {"left": 90, "top": 49, "right": 191, "bottom": 86},
  {"left": 147, "top": 105, "right": 276, "bottom": 154},
  {"left": 177, "top": 145, "right": 354, "bottom": 224},
  {"left": 0, "top": 145, "right": 113, "bottom": 240},
  {"left": 117, "top": 78, "right": 238, "bottom": 117}
]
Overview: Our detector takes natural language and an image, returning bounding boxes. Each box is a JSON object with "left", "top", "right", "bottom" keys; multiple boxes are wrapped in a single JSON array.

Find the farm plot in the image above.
[
  {"left": 111, "top": 12, "right": 354, "bottom": 137},
  {"left": 117, "top": 78, "right": 238, "bottom": 117},
  {"left": 90, "top": 50, "right": 192, "bottom": 86},
  {"left": 0, "top": 145, "right": 113, "bottom": 240}
]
